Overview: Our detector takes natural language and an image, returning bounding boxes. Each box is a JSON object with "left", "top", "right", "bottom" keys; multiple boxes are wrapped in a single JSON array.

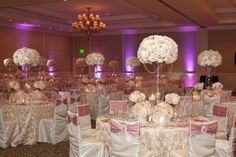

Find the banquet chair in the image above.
[
  {"left": 38, "top": 91, "right": 70, "bottom": 144},
  {"left": 215, "top": 114, "right": 236, "bottom": 157},
  {"left": 212, "top": 105, "right": 229, "bottom": 140},
  {"left": 110, "top": 119, "right": 140, "bottom": 157},
  {"left": 67, "top": 110, "right": 108, "bottom": 157},
  {"left": 203, "top": 95, "right": 221, "bottom": 117},
  {"left": 109, "top": 100, "right": 128, "bottom": 115},
  {"left": 0, "top": 106, "right": 20, "bottom": 148},
  {"left": 97, "top": 92, "right": 110, "bottom": 118},
  {"left": 170, "top": 120, "right": 218, "bottom": 157},
  {"left": 69, "top": 89, "right": 80, "bottom": 113}
]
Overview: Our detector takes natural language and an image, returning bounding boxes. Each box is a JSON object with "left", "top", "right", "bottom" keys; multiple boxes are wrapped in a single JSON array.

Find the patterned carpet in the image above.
[{"left": 0, "top": 142, "right": 69, "bottom": 157}]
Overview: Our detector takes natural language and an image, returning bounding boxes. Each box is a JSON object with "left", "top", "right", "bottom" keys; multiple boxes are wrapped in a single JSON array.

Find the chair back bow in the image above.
[
  {"left": 68, "top": 111, "right": 80, "bottom": 126},
  {"left": 190, "top": 121, "right": 217, "bottom": 136},
  {"left": 56, "top": 98, "right": 68, "bottom": 106},
  {"left": 213, "top": 105, "right": 228, "bottom": 117},
  {"left": 71, "top": 97, "right": 80, "bottom": 104},
  {"left": 77, "top": 105, "right": 90, "bottom": 116},
  {"left": 110, "top": 120, "right": 139, "bottom": 136}
]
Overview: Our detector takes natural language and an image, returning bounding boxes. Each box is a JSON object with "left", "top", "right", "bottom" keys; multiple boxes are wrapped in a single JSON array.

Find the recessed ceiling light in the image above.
[
  {"left": 63, "top": 0, "right": 68, "bottom": 1},
  {"left": 59, "top": 28, "right": 63, "bottom": 31},
  {"left": 105, "top": 13, "right": 110, "bottom": 16},
  {"left": 49, "top": 26, "right": 52, "bottom": 29},
  {"left": 8, "top": 18, "right": 13, "bottom": 22}
]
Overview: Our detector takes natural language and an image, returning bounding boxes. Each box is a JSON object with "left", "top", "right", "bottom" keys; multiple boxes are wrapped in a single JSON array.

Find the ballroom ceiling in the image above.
[{"left": 0, "top": 0, "right": 236, "bottom": 35}]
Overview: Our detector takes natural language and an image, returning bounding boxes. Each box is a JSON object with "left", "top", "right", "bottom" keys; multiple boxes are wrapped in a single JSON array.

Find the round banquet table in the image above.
[
  {"left": 96, "top": 116, "right": 188, "bottom": 157},
  {"left": 192, "top": 99, "right": 236, "bottom": 128},
  {"left": 3, "top": 102, "right": 54, "bottom": 145}
]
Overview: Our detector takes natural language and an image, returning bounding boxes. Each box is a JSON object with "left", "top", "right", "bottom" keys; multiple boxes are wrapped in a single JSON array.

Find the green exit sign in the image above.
[{"left": 79, "top": 49, "right": 85, "bottom": 54}]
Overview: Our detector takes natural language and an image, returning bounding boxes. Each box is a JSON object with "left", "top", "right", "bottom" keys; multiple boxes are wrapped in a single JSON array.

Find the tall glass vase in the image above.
[
  {"left": 205, "top": 66, "right": 213, "bottom": 89},
  {"left": 89, "top": 65, "right": 96, "bottom": 80},
  {"left": 156, "top": 64, "right": 164, "bottom": 100}
]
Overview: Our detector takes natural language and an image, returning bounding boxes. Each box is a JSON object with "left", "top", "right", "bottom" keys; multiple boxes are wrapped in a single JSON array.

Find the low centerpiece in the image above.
[
  {"left": 76, "top": 58, "right": 88, "bottom": 77},
  {"left": 193, "top": 82, "right": 204, "bottom": 100},
  {"left": 126, "top": 57, "right": 141, "bottom": 77},
  {"left": 197, "top": 50, "right": 222, "bottom": 89}
]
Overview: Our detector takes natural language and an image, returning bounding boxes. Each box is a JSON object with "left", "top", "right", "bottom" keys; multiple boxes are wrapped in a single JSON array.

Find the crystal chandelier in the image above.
[{"left": 72, "top": 7, "right": 106, "bottom": 37}]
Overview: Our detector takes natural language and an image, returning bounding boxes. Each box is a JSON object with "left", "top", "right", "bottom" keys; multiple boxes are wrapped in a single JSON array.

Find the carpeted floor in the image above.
[{"left": 0, "top": 141, "right": 69, "bottom": 157}]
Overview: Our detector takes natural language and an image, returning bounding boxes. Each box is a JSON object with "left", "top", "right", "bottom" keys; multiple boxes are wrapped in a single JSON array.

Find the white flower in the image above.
[
  {"left": 86, "top": 53, "right": 105, "bottom": 66},
  {"left": 129, "top": 91, "right": 146, "bottom": 103},
  {"left": 127, "top": 57, "right": 141, "bottom": 67},
  {"left": 13, "top": 47, "right": 40, "bottom": 66},
  {"left": 165, "top": 93, "right": 180, "bottom": 105},
  {"left": 151, "top": 102, "right": 174, "bottom": 123},
  {"left": 47, "top": 60, "right": 56, "bottom": 66},
  {"left": 76, "top": 58, "right": 87, "bottom": 67},
  {"left": 137, "top": 35, "right": 178, "bottom": 64},
  {"left": 212, "top": 82, "right": 223, "bottom": 90},
  {"left": 149, "top": 94, "right": 156, "bottom": 101},
  {"left": 194, "top": 83, "right": 204, "bottom": 91},
  {"left": 132, "top": 101, "right": 151, "bottom": 117},
  {"left": 3, "top": 58, "right": 14, "bottom": 67},
  {"left": 197, "top": 50, "right": 222, "bottom": 67},
  {"left": 8, "top": 81, "right": 20, "bottom": 91},
  {"left": 33, "top": 81, "right": 46, "bottom": 90}
]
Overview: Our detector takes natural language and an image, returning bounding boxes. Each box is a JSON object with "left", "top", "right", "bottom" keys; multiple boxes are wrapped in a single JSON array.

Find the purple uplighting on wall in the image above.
[
  {"left": 95, "top": 65, "right": 102, "bottom": 78},
  {"left": 123, "top": 34, "right": 137, "bottom": 76},
  {"left": 177, "top": 26, "right": 198, "bottom": 32},
  {"left": 16, "top": 23, "right": 40, "bottom": 30},
  {"left": 182, "top": 31, "right": 197, "bottom": 86}
]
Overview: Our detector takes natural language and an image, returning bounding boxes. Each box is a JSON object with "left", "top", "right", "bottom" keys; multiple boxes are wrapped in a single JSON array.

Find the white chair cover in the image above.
[
  {"left": 69, "top": 89, "right": 80, "bottom": 113},
  {"left": 203, "top": 96, "right": 221, "bottom": 116},
  {"left": 170, "top": 120, "right": 217, "bottom": 157},
  {"left": 110, "top": 119, "right": 140, "bottom": 157},
  {"left": 109, "top": 100, "right": 128, "bottom": 115},
  {"left": 67, "top": 111, "right": 108, "bottom": 157},
  {"left": 215, "top": 114, "right": 236, "bottom": 157},
  {"left": 97, "top": 92, "right": 110, "bottom": 118},
  {"left": 179, "top": 96, "right": 192, "bottom": 118},
  {"left": 212, "top": 105, "right": 228, "bottom": 140},
  {"left": 0, "top": 106, "right": 20, "bottom": 148},
  {"left": 38, "top": 91, "right": 69, "bottom": 144}
]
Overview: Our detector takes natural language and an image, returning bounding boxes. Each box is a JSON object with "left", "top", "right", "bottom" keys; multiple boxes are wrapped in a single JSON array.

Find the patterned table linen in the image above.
[
  {"left": 96, "top": 117, "right": 188, "bottom": 157},
  {"left": 3, "top": 103, "right": 54, "bottom": 145}
]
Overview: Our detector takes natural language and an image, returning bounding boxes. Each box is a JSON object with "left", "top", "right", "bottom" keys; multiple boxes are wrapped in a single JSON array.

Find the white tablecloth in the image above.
[
  {"left": 3, "top": 102, "right": 54, "bottom": 145},
  {"left": 96, "top": 116, "right": 188, "bottom": 157}
]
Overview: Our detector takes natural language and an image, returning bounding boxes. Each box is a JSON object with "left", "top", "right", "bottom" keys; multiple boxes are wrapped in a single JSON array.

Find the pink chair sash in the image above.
[
  {"left": 109, "top": 100, "right": 128, "bottom": 114},
  {"left": 110, "top": 120, "right": 139, "bottom": 137},
  {"left": 77, "top": 105, "right": 90, "bottom": 116},
  {"left": 124, "top": 88, "right": 134, "bottom": 94},
  {"left": 68, "top": 114, "right": 80, "bottom": 126},
  {"left": 213, "top": 105, "right": 228, "bottom": 117},
  {"left": 56, "top": 98, "right": 68, "bottom": 106},
  {"left": 71, "top": 97, "right": 80, "bottom": 104},
  {"left": 190, "top": 121, "right": 217, "bottom": 136}
]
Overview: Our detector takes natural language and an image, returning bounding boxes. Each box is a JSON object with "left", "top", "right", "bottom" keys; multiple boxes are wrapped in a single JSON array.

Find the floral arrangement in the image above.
[
  {"left": 197, "top": 50, "right": 222, "bottom": 67},
  {"left": 82, "top": 77, "right": 90, "bottom": 84},
  {"left": 33, "top": 81, "right": 47, "bottom": 90},
  {"left": 8, "top": 81, "right": 20, "bottom": 91},
  {"left": 76, "top": 58, "right": 87, "bottom": 67},
  {"left": 9, "top": 90, "right": 30, "bottom": 105},
  {"left": 29, "top": 90, "right": 48, "bottom": 103},
  {"left": 212, "top": 82, "right": 223, "bottom": 90},
  {"left": 129, "top": 91, "right": 146, "bottom": 103},
  {"left": 132, "top": 101, "right": 151, "bottom": 118},
  {"left": 13, "top": 47, "right": 40, "bottom": 66},
  {"left": 46, "top": 59, "right": 56, "bottom": 67},
  {"left": 3, "top": 58, "right": 14, "bottom": 67},
  {"left": 108, "top": 60, "right": 119, "bottom": 68},
  {"left": 137, "top": 35, "right": 178, "bottom": 64},
  {"left": 127, "top": 57, "right": 141, "bottom": 67},
  {"left": 165, "top": 93, "right": 180, "bottom": 105},
  {"left": 193, "top": 83, "right": 204, "bottom": 91},
  {"left": 86, "top": 53, "right": 105, "bottom": 66},
  {"left": 151, "top": 102, "right": 173, "bottom": 124}
]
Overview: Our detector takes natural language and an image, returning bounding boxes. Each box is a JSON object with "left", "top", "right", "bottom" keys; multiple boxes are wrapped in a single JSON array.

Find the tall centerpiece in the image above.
[
  {"left": 126, "top": 57, "right": 141, "bottom": 77},
  {"left": 137, "top": 35, "right": 178, "bottom": 99},
  {"left": 86, "top": 52, "right": 105, "bottom": 79},
  {"left": 197, "top": 50, "right": 222, "bottom": 89},
  {"left": 13, "top": 47, "right": 40, "bottom": 83},
  {"left": 76, "top": 58, "right": 88, "bottom": 77}
]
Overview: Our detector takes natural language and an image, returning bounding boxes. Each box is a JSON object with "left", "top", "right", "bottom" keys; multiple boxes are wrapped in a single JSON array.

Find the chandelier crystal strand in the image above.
[{"left": 72, "top": 7, "right": 106, "bottom": 37}]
